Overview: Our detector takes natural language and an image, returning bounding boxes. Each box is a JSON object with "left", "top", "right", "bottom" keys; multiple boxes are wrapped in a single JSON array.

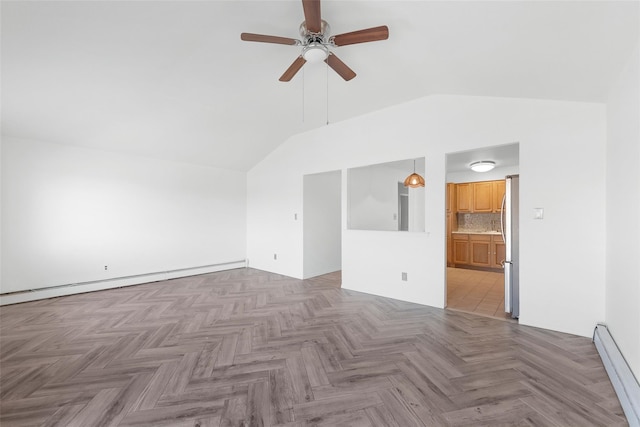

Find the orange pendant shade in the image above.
[{"left": 403, "top": 172, "right": 425, "bottom": 188}]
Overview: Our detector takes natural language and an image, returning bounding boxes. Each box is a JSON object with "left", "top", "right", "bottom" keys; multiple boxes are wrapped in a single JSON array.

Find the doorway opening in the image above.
[
  {"left": 444, "top": 143, "right": 519, "bottom": 320},
  {"left": 398, "top": 182, "right": 409, "bottom": 231},
  {"left": 447, "top": 268, "right": 509, "bottom": 318},
  {"left": 303, "top": 170, "right": 342, "bottom": 281}
]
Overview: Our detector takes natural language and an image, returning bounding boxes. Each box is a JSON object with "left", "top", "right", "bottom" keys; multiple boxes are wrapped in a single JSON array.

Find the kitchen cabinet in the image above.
[
  {"left": 446, "top": 212, "right": 458, "bottom": 267},
  {"left": 472, "top": 181, "right": 493, "bottom": 213},
  {"left": 452, "top": 232, "right": 504, "bottom": 271},
  {"left": 456, "top": 180, "right": 505, "bottom": 213},
  {"left": 446, "top": 183, "right": 458, "bottom": 266},
  {"left": 452, "top": 233, "right": 469, "bottom": 265},
  {"left": 470, "top": 234, "right": 492, "bottom": 267},
  {"left": 446, "top": 183, "right": 456, "bottom": 213},
  {"left": 456, "top": 184, "right": 472, "bottom": 213},
  {"left": 491, "top": 234, "right": 505, "bottom": 269}
]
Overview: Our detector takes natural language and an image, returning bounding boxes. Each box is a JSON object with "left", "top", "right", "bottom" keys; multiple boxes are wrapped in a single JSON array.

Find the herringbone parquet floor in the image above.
[{"left": 0, "top": 268, "right": 627, "bottom": 426}]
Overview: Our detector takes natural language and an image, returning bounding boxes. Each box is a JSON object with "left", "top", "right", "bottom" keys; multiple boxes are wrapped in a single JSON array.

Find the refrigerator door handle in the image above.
[{"left": 500, "top": 193, "right": 506, "bottom": 242}]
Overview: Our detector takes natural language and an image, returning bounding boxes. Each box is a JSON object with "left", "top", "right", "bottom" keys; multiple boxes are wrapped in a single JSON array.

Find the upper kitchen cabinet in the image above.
[
  {"left": 454, "top": 180, "right": 506, "bottom": 213},
  {"left": 473, "top": 181, "right": 494, "bottom": 213},
  {"left": 456, "top": 183, "right": 472, "bottom": 213},
  {"left": 446, "top": 183, "right": 457, "bottom": 213}
]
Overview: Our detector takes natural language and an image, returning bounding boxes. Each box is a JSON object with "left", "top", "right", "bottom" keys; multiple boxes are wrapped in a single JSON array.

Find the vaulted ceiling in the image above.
[{"left": 2, "top": 1, "right": 638, "bottom": 171}]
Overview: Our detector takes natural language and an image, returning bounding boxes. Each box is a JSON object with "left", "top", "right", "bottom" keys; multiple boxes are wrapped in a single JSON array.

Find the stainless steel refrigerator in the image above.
[{"left": 501, "top": 175, "right": 519, "bottom": 319}]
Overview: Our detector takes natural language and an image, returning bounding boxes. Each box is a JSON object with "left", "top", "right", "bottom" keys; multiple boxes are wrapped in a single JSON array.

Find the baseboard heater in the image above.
[
  {"left": 0, "top": 260, "right": 246, "bottom": 306},
  {"left": 593, "top": 324, "right": 640, "bottom": 427}
]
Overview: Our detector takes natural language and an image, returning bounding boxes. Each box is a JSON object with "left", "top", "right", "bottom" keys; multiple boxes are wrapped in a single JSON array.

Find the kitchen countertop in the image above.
[{"left": 452, "top": 230, "right": 501, "bottom": 235}]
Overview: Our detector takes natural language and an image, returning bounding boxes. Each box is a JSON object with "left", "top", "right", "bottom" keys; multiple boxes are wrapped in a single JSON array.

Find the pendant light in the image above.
[{"left": 404, "top": 159, "right": 425, "bottom": 188}]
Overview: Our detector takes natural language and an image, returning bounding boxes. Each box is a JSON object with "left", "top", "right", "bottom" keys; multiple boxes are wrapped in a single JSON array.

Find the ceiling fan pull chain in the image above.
[
  {"left": 326, "top": 60, "right": 329, "bottom": 125},
  {"left": 302, "top": 67, "right": 305, "bottom": 123}
]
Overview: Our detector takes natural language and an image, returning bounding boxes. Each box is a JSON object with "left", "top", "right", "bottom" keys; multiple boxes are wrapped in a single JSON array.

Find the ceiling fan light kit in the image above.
[
  {"left": 303, "top": 43, "right": 328, "bottom": 62},
  {"left": 240, "top": 0, "right": 389, "bottom": 82}
]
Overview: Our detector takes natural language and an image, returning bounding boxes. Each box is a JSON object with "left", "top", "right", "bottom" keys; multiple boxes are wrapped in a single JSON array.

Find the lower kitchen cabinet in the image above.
[
  {"left": 452, "top": 233, "right": 469, "bottom": 265},
  {"left": 446, "top": 212, "right": 458, "bottom": 267},
  {"left": 451, "top": 233, "right": 504, "bottom": 271},
  {"left": 469, "top": 234, "right": 492, "bottom": 267},
  {"left": 491, "top": 234, "right": 505, "bottom": 269}
]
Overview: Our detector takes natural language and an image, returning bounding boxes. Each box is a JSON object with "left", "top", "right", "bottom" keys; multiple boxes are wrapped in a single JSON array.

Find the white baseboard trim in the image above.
[
  {"left": 0, "top": 260, "right": 246, "bottom": 306},
  {"left": 593, "top": 324, "right": 640, "bottom": 427}
]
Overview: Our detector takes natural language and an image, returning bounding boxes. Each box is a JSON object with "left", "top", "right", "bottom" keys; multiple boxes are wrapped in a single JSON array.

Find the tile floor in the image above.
[{"left": 446, "top": 267, "right": 513, "bottom": 320}]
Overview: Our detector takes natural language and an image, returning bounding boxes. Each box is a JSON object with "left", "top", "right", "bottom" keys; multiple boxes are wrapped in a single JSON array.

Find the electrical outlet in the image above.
[
  {"left": 402, "top": 272, "right": 407, "bottom": 281},
  {"left": 274, "top": 253, "right": 277, "bottom": 260},
  {"left": 104, "top": 265, "right": 108, "bottom": 270},
  {"left": 294, "top": 213, "right": 298, "bottom": 220}
]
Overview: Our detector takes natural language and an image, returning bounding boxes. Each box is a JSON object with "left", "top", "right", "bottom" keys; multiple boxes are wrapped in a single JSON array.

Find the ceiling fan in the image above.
[{"left": 240, "top": 0, "right": 389, "bottom": 82}]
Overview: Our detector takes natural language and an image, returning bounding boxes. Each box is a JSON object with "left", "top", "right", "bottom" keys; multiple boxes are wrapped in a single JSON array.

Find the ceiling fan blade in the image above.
[
  {"left": 241, "top": 33, "right": 298, "bottom": 45},
  {"left": 302, "top": 0, "right": 322, "bottom": 33},
  {"left": 325, "top": 53, "right": 356, "bottom": 81},
  {"left": 279, "top": 56, "right": 307, "bottom": 82},
  {"left": 332, "top": 25, "right": 389, "bottom": 46}
]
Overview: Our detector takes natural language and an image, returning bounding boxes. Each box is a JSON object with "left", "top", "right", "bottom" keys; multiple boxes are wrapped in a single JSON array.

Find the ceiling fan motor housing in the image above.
[
  {"left": 299, "top": 19, "right": 330, "bottom": 39},
  {"left": 300, "top": 19, "right": 331, "bottom": 62}
]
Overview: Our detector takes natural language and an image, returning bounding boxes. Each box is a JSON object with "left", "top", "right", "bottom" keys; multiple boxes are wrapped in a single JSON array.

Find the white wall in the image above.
[
  {"left": 0, "top": 138, "right": 3, "bottom": 288},
  {"left": 447, "top": 165, "right": 520, "bottom": 183},
  {"left": 605, "top": 45, "right": 640, "bottom": 377},
  {"left": 303, "top": 170, "right": 341, "bottom": 279},
  {"left": 1, "top": 137, "right": 246, "bottom": 297},
  {"left": 247, "top": 94, "right": 607, "bottom": 338}
]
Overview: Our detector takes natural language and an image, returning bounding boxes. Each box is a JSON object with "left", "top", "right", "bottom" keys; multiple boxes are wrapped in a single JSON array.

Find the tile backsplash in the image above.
[{"left": 457, "top": 212, "right": 501, "bottom": 232}]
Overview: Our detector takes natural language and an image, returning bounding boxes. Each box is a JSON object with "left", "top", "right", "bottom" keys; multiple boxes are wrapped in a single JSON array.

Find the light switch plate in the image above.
[{"left": 534, "top": 208, "right": 544, "bottom": 219}]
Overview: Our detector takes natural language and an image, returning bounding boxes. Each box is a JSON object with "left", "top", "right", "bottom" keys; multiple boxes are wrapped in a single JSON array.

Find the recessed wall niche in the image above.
[{"left": 347, "top": 158, "right": 425, "bottom": 232}]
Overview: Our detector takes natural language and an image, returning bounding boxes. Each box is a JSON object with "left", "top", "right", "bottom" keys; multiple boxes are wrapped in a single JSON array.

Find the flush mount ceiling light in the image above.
[
  {"left": 404, "top": 160, "right": 425, "bottom": 188},
  {"left": 469, "top": 161, "right": 496, "bottom": 173}
]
